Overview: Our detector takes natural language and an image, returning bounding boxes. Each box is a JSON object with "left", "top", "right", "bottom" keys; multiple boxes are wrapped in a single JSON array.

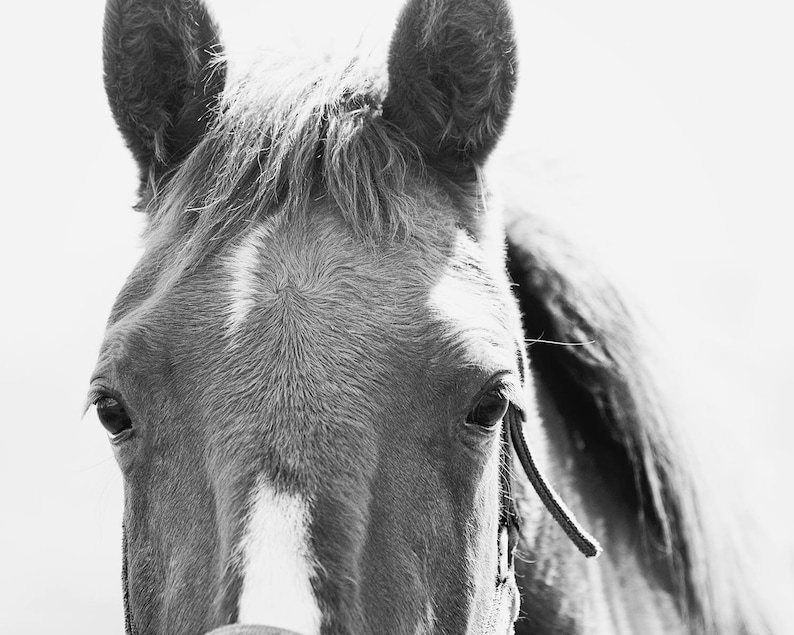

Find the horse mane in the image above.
[
  {"left": 141, "top": 55, "right": 428, "bottom": 279},
  {"left": 504, "top": 212, "right": 769, "bottom": 634}
]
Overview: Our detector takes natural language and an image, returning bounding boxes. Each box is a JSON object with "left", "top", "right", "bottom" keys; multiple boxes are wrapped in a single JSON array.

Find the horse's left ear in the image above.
[
  {"left": 103, "top": 0, "right": 226, "bottom": 185},
  {"left": 382, "top": 0, "right": 517, "bottom": 176}
]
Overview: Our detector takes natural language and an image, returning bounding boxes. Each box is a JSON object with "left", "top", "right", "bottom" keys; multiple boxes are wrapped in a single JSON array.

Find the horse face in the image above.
[
  {"left": 93, "top": 202, "right": 525, "bottom": 633},
  {"left": 96, "top": 0, "right": 520, "bottom": 633}
]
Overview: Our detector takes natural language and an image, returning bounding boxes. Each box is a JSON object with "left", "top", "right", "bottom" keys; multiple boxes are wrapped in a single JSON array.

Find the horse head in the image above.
[{"left": 95, "top": 0, "right": 594, "bottom": 632}]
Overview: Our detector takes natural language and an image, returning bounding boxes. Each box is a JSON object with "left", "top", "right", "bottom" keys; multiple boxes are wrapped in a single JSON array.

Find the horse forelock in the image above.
[{"left": 135, "top": 54, "right": 474, "bottom": 289}]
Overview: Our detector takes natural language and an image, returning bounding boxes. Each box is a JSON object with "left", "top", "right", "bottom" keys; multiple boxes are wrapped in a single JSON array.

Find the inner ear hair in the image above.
[
  {"left": 102, "top": 0, "right": 226, "bottom": 187},
  {"left": 382, "top": 0, "right": 517, "bottom": 177}
]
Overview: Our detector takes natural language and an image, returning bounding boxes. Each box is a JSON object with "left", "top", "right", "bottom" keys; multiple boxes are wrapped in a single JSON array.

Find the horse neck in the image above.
[{"left": 513, "top": 374, "right": 688, "bottom": 635}]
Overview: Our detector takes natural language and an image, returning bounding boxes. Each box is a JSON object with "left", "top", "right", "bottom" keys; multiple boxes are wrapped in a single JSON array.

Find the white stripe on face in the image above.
[
  {"left": 236, "top": 478, "right": 322, "bottom": 634},
  {"left": 225, "top": 217, "right": 280, "bottom": 334},
  {"left": 428, "top": 231, "right": 516, "bottom": 372}
]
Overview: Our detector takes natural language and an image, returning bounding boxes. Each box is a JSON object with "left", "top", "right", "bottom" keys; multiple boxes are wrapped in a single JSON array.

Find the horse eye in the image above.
[
  {"left": 467, "top": 390, "right": 510, "bottom": 428},
  {"left": 95, "top": 396, "right": 133, "bottom": 438}
]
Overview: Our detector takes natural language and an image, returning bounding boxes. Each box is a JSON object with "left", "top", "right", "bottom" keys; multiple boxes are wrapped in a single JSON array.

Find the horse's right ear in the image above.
[
  {"left": 382, "top": 0, "right": 517, "bottom": 178},
  {"left": 103, "top": 0, "right": 225, "bottom": 186}
]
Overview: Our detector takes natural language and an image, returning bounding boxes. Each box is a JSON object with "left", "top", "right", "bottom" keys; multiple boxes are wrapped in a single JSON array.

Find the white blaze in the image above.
[
  {"left": 428, "top": 231, "right": 515, "bottom": 371},
  {"left": 237, "top": 479, "right": 322, "bottom": 634},
  {"left": 225, "top": 217, "right": 280, "bottom": 334}
]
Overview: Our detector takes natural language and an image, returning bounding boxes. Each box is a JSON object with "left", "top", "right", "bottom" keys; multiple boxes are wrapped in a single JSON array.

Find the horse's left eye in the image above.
[
  {"left": 95, "top": 395, "right": 133, "bottom": 439},
  {"left": 467, "top": 390, "right": 510, "bottom": 428}
]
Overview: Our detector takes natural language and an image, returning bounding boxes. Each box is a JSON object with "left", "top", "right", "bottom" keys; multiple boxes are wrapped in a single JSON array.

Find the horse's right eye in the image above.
[
  {"left": 467, "top": 389, "right": 510, "bottom": 429},
  {"left": 95, "top": 396, "right": 133, "bottom": 439}
]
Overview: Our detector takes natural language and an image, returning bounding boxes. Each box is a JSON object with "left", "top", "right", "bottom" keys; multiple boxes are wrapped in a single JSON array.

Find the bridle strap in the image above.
[
  {"left": 505, "top": 409, "right": 602, "bottom": 558},
  {"left": 498, "top": 415, "right": 520, "bottom": 580}
]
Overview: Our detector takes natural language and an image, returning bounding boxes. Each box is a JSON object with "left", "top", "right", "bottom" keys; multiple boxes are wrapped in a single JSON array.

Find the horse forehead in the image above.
[
  {"left": 214, "top": 211, "right": 432, "bottom": 398},
  {"left": 224, "top": 210, "right": 509, "bottom": 311},
  {"left": 222, "top": 210, "right": 432, "bottom": 334},
  {"left": 220, "top": 211, "right": 518, "bottom": 376}
]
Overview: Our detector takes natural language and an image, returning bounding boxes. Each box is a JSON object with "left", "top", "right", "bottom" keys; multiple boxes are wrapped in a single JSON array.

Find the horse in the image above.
[{"left": 93, "top": 0, "right": 771, "bottom": 633}]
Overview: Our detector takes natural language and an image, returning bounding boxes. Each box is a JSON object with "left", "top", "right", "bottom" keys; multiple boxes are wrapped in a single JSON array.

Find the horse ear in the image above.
[
  {"left": 103, "top": 0, "right": 226, "bottom": 184},
  {"left": 382, "top": 0, "right": 517, "bottom": 176}
]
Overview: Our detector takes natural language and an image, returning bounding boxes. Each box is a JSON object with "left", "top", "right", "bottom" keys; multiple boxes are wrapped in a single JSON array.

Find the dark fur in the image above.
[
  {"left": 103, "top": 0, "right": 226, "bottom": 188},
  {"left": 383, "top": 0, "right": 517, "bottom": 176}
]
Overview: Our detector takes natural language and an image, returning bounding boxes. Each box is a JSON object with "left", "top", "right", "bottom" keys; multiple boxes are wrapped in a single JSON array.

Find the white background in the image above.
[{"left": 1, "top": 0, "right": 792, "bottom": 632}]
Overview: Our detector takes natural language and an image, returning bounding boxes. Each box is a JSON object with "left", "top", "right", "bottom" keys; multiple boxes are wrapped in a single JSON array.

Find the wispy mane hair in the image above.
[{"left": 143, "top": 56, "right": 427, "bottom": 276}]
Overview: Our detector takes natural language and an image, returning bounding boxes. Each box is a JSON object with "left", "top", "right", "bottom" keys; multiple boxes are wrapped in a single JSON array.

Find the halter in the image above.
[
  {"left": 480, "top": 407, "right": 600, "bottom": 630},
  {"left": 499, "top": 407, "right": 601, "bottom": 565}
]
